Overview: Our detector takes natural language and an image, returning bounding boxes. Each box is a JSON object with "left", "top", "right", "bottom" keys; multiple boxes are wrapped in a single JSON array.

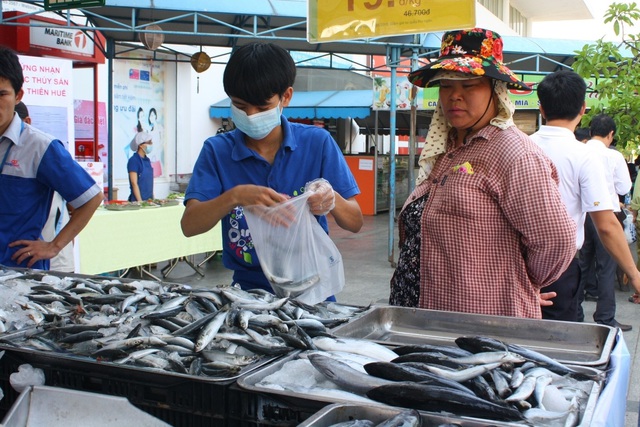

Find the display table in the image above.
[{"left": 74, "top": 205, "right": 222, "bottom": 276}]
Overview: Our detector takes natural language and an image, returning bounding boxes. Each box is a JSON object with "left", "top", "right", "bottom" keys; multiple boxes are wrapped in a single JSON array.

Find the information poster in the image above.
[
  {"left": 74, "top": 100, "right": 108, "bottom": 182},
  {"left": 112, "top": 53, "right": 166, "bottom": 181},
  {"left": 18, "top": 55, "right": 74, "bottom": 154},
  {"left": 308, "top": 0, "right": 475, "bottom": 43}
]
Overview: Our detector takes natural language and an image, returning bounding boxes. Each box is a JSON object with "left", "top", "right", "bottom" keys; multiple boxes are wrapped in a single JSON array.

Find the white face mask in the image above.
[{"left": 230, "top": 102, "right": 281, "bottom": 140}]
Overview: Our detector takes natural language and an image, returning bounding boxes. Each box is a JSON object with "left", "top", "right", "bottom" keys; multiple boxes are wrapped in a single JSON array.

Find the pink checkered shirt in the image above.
[{"left": 408, "top": 125, "right": 576, "bottom": 318}]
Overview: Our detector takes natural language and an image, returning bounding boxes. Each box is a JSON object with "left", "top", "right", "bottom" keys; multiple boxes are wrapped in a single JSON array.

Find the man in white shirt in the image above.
[
  {"left": 578, "top": 114, "right": 634, "bottom": 330},
  {"left": 532, "top": 71, "right": 638, "bottom": 330}
]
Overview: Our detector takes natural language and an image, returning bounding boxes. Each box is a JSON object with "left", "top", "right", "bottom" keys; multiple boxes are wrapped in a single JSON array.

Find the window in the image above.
[
  {"left": 509, "top": 6, "right": 528, "bottom": 36},
  {"left": 478, "top": 0, "right": 503, "bottom": 20}
]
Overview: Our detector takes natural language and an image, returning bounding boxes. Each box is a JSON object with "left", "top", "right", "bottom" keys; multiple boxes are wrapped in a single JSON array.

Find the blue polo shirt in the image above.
[
  {"left": 127, "top": 152, "right": 153, "bottom": 201},
  {"left": 0, "top": 114, "right": 102, "bottom": 269},
  {"left": 186, "top": 116, "right": 360, "bottom": 291}
]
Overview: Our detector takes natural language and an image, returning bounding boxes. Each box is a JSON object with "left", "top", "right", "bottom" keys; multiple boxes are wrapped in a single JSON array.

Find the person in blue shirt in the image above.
[
  {"left": 0, "top": 46, "right": 103, "bottom": 270},
  {"left": 127, "top": 131, "right": 154, "bottom": 202},
  {"left": 181, "top": 42, "right": 363, "bottom": 294}
]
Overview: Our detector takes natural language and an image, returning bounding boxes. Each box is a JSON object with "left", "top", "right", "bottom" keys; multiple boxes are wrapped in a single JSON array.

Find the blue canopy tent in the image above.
[{"left": 209, "top": 90, "right": 372, "bottom": 120}]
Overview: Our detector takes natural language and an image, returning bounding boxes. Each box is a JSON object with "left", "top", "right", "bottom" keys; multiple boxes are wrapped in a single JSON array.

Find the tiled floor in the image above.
[{"left": 148, "top": 211, "right": 640, "bottom": 427}]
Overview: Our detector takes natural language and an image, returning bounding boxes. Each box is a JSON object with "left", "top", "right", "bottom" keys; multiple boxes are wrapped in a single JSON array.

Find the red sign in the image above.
[{"left": 0, "top": 11, "right": 105, "bottom": 64}]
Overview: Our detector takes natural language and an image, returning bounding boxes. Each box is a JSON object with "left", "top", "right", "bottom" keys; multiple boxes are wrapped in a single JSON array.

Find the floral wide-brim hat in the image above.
[{"left": 408, "top": 28, "right": 531, "bottom": 91}]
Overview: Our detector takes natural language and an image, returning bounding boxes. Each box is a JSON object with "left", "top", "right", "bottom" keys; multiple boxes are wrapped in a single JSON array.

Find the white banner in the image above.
[{"left": 18, "top": 54, "right": 75, "bottom": 155}]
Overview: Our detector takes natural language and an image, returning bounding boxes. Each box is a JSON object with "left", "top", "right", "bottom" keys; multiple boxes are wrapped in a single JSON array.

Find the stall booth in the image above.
[
  {"left": 0, "top": 10, "right": 108, "bottom": 194},
  {"left": 0, "top": 3, "right": 634, "bottom": 427}
]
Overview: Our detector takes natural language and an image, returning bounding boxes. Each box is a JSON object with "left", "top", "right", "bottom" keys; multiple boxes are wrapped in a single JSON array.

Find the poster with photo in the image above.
[{"left": 112, "top": 53, "right": 166, "bottom": 181}]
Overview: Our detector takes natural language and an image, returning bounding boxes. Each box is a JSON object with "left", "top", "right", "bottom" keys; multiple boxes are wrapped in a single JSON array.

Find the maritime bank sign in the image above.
[{"left": 29, "top": 26, "right": 95, "bottom": 58}]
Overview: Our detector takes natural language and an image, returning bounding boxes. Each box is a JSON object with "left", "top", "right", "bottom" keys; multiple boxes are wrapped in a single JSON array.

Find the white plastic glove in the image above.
[{"left": 305, "top": 178, "right": 335, "bottom": 216}]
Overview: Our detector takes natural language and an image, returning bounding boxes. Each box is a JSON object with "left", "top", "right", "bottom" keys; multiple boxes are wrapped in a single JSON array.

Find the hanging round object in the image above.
[
  {"left": 139, "top": 24, "right": 164, "bottom": 51},
  {"left": 190, "top": 51, "right": 212, "bottom": 73}
]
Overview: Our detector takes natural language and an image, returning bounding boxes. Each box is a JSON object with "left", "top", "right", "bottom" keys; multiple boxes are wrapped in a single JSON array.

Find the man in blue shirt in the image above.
[
  {"left": 0, "top": 46, "right": 103, "bottom": 270},
  {"left": 181, "top": 42, "right": 363, "bottom": 294}
]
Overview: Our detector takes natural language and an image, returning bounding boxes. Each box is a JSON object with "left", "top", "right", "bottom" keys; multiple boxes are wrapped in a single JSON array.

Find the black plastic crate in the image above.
[
  {"left": 0, "top": 347, "right": 232, "bottom": 427},
  {"left": 226, "top": 383, "right": 328, "bottom": 427}
]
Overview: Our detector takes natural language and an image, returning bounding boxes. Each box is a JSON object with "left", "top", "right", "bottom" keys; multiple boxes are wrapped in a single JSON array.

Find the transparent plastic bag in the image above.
[
  {"left": 623, "top": 209, "right": 636, "bottom": 244},
  {"left": 243, "top": 192, "right": 345, "bottom": 304}
]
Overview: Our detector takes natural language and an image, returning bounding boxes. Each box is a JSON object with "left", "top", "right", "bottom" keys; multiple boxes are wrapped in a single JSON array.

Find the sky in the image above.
[{"left": 531, "top": 0, "right": 640, "bottom": 41}]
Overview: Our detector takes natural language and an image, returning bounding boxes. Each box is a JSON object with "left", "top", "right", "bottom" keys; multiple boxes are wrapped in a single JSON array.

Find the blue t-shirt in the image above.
[
  {"left": 127, "top": 152, "right": 153, "bottom": 201},
  {"left": 0, "top": 114, "right": 102, "bottom": 269},
  {"left": 185, "top": 116, "right": 360, "bottom": 291}
]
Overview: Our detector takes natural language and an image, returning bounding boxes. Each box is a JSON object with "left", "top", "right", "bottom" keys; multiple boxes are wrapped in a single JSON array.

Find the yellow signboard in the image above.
[{"left": 308, "top": 0, "right": 476, "bottom": 43}]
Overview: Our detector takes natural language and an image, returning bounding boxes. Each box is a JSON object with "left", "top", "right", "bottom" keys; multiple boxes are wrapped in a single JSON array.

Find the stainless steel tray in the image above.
[
  {"left": 2, "top": 385, "right": 170, "bottom": 427},
  {"left": 239, "top": 351, "right": 602, "bottom": 427},
  {"left": 331, "top": 305, "right": 616, "bottom": 366},
  {"left": 299, "top": 403, "right": 517, "bottom": 427},
  {"left": 0, "top": 340, "right": 280, "bottom": 383}
]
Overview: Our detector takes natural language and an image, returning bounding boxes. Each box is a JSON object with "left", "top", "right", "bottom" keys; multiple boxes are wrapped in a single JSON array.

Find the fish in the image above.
[
  {"left": 367, "top": 382, "right": 525, "bottom": 422},
  {"left": 313, "top": 336, "right": 398, "bottom": 362},
  {"left": 307, "top": 353, "right": 394, "bottom": 395},
  {"left": 194, "top": 310, "right": 229, "bottom": 352},
  {"left": 171, "top": 311, "right": 218, "bottom": 337},
  {"left": 505, "top": 375, "right": 537, "bottom": 402},
  {"left": 363, "top": 361, "right": 475, "bottom": 395},
  {"left": 452, "top": 351, "right": 526, "bottom": 366},
  {"left": 467, "top": 374, "right": 503, "bottom": 404},
  {"left": 393, "top": 344, "right": 474, "bottom": 358},
  {"left": 233, "top": 297, "right": 290, "bottom": 311},
  {"left": 489, "top": 369, "right": 511, "bottom": 398},
  {"left": 414, "top": 361, "right": 502, "bottom": 383},
  {"left": 228, "top": 339, "right": 294, "bottom": 356},
  {"left": 456, "top": 336, "right": 597, "bottom": 381},
  {"left": 58, "top": 330, "right": 104, "bottom": 344},
  {"left": 376, "top": 409, "right": 422, "bottom": 427},
  {"left": 392, "top": 352, "right": 471, "bottom": 370},
  {"left": 533, "top": 375, "right": 553, "bottom": 409},
  {"left": 120, "top": 292, "right": 148, "bottom": 313},
  {"left": 327, "top": 421, "right": 375, "bottom": 427},
  {"left": 269, "top": 274, "right": 320, "bottom": 294}
]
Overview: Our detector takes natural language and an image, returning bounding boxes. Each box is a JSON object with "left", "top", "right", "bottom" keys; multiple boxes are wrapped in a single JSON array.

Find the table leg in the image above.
[
  {"left": 161, "top": 257, "right": 204, "bottom": 278},
  {"left": 185, "top": 256, "right": 205, "bottom": 277},
  {"left": 140, "top": 266, "right": 162, "bottom": 281},
  {"left": 161, "top": 259, "right": 180, "bottom": 278},
  {"left": 197, "top": 251, "right": 218, "bottom": 268},
  {"left": 125, "top": 265, "right": 162, "bottom": 281}
]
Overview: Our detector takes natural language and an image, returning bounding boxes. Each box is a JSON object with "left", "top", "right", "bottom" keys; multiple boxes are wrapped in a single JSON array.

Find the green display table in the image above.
[{"left": 74, "top": 205, "right": 222, "bottom": 276}]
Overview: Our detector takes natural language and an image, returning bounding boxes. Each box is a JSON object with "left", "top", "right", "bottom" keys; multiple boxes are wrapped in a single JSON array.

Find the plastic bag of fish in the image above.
[{"left": 247, "top": 335, "right": 602, "bottom": 426}]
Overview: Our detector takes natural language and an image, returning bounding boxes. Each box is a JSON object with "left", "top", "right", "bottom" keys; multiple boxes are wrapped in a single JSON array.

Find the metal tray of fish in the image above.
[
  {"left": 0, "top": 336, "right": 280, "bottom": 383},
  {"left": 0, "top": 267, "right": 367, "bottom": 384},
  {"left": 299, "top": 403, "right": 517, "bottom": 427},
  {"left": 238, "top": 350, "right": 602, "bottom": 427},
  {"left": 330, "top": 305, "right": 616, "bottom": 367},
  {"left": 236, "top": 352, "right": 602, "bottom": 427}
]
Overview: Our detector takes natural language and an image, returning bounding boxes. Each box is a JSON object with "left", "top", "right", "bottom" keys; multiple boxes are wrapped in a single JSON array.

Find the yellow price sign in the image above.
[{"left": 308, "top": 0, "right": 476, "bottom": 43}]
